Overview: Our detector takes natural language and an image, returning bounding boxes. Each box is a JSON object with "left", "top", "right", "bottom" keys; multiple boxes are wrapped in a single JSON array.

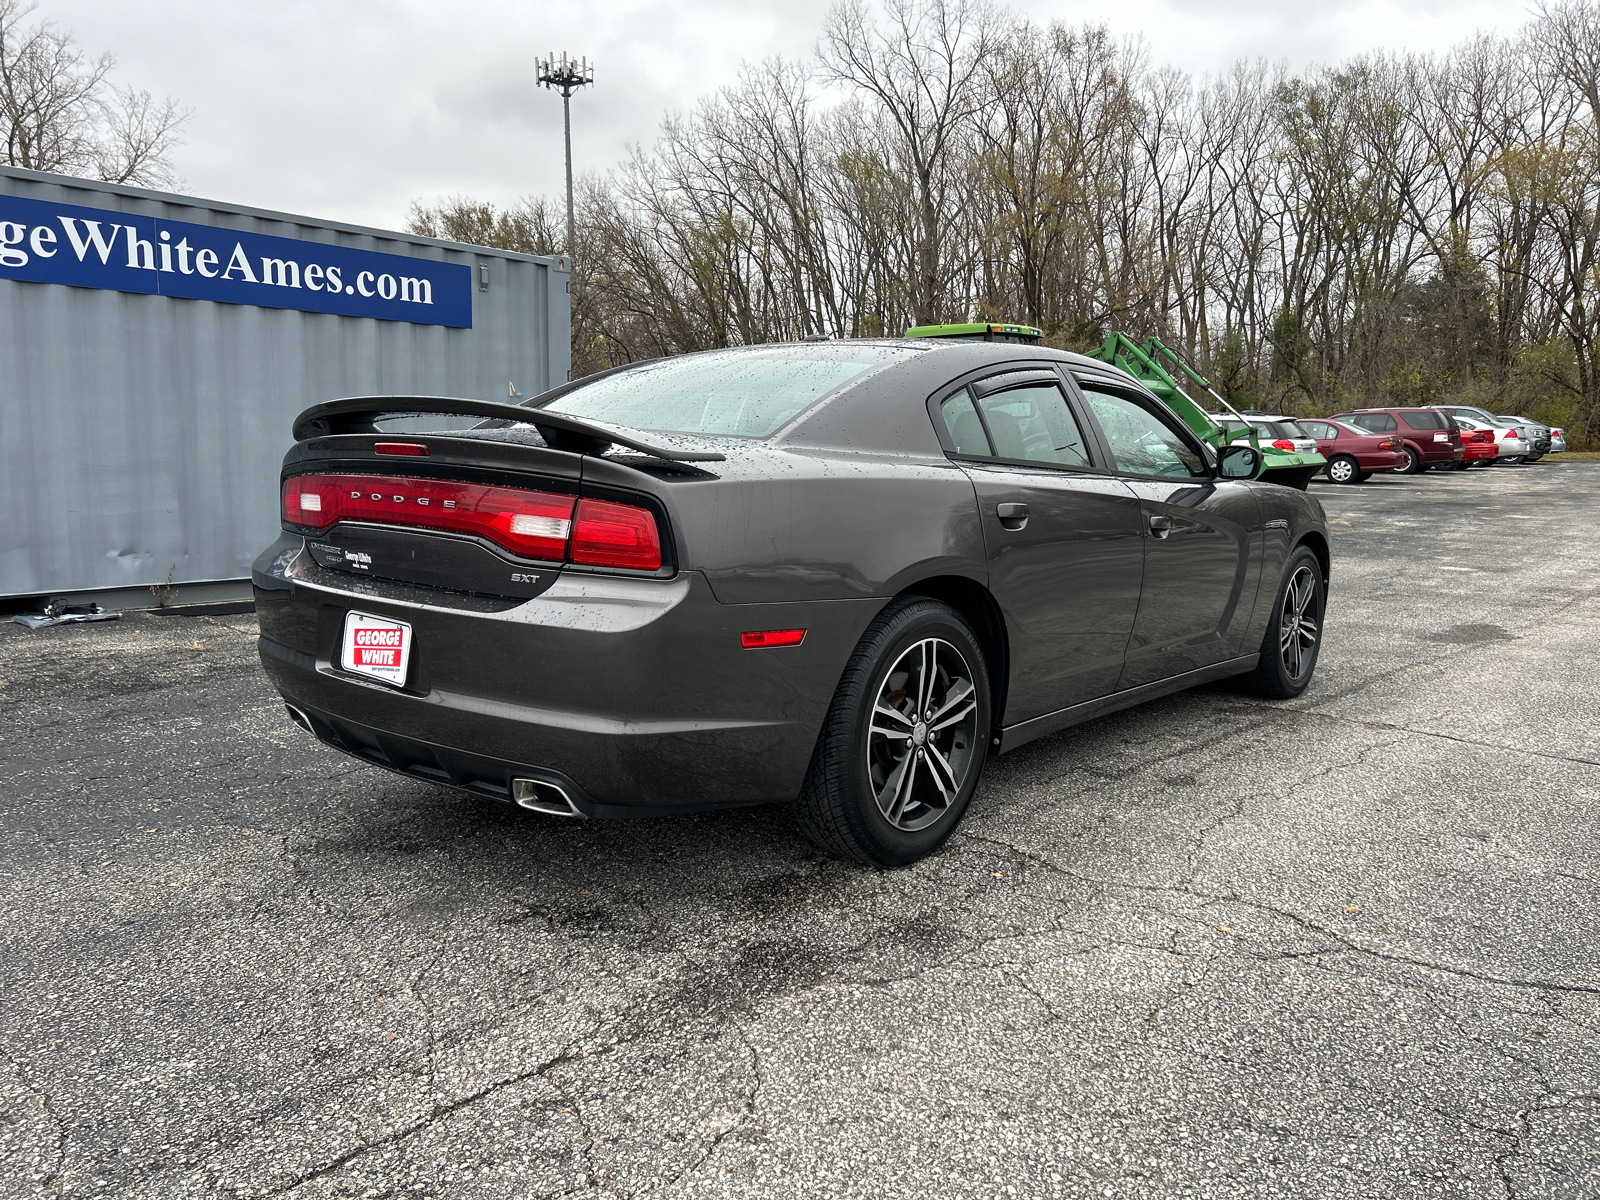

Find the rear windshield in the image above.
[
  {"left": 540, "top": 345, "right": 915, "bottom": 439},
  {"left": 1254, "top": 420, "right": 1309, "bottom": 439},
  {"left": 1221, "top": 419, "right": 1307, "bottom": 439}
]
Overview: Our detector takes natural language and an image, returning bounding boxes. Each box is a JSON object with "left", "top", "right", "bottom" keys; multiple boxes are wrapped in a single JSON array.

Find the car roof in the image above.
[{"left": 1335, "top": 406, "right": 1445, "bottom": 413}]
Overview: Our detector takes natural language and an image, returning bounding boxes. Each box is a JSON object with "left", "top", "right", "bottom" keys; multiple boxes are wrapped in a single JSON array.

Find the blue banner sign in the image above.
[{"left": 0, "top": 192, "right": 472, "bottom": 327}]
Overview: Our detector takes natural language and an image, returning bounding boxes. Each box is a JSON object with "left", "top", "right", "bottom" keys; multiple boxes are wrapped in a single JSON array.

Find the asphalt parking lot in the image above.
[{"left": 3, "top": 462, "right": 1598, "bottom": 1199}]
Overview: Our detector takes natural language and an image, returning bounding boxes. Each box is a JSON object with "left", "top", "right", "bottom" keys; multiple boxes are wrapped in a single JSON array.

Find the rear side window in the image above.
[
  {"left": 973, "top": 384, "right": 1091, "bottom": 468},
  {"left": 1300, "top": 421, "right": 1334, "bottom": 438},
  {"left": 542, "top": 345, "right": 915, "bottom": 438},
  {"left": 939, "top": 391, "right": 990, "bottom": 455},
  {"left": 1349, "top": 413, "right": 1397, "bottom": 432},
  {"left": 1401, "top": 411, "right": 1445, "bottom": 430}
]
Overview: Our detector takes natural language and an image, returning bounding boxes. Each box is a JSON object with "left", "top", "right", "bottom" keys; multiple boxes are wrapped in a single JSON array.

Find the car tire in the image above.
[
  {"left": 1526, "top": 453, "right": 1544, "bottom": 462},
  {"left": 1394, "top": 446, "right": 1422, "bottom": 475},
  {"left": 1356, "top": 472, "right": 1372, "bottom": 482},
  {"left": 796, "top": 597, "right": 993, "bottom": 868},
  {"left": 1242, "top": 545, "right": 1325, "bottom": 701},
  {"left": 1496, "top": 456, "right": 1524, "bottom": 465},
  {"left": 1326, "top": 455, "right": 1360, "bottom": 484}
]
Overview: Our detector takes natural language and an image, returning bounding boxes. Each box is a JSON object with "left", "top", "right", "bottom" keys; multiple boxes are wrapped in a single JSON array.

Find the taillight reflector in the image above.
[
  {"left": 283, "top": 473, "right": 574, "bottom": 559},
  {"left": 374, "top": 442, "right": 428, "bottom": 456},
  {"left": 741, "top": 629, "right": 806, "bottom": 649},
  {"left": 569, "top": 498, "right": 662, "bottom": 570},
  {"left": 1271, "top": 439, "right": 1295, "bottom": 451}
]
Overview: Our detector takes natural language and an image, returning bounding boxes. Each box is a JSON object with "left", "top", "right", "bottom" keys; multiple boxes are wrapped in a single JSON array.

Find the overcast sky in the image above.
[{"left": 48, "top": 0, "right": 1529, "bottom": 231}]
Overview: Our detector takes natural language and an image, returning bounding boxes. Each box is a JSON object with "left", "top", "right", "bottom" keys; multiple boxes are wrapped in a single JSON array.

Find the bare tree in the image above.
[
  {"left": 0, "top": 0, "right": 186, "bottom": 186},
  {"left": 819, "top": 0, "right": 999, "bottom": 324}
]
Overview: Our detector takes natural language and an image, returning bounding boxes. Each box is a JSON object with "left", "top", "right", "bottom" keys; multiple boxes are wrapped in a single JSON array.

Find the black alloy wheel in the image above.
[
  {"left": 797, "top": 597, "right": 991, "bottom": 867},
  {"left": 1394, "top": 445, "right": 1422, "bottom": 475},
  {"left": 1326, "top": 455, "right": 1360, "bottom": 485},
  {"left": 1244, "top": 545, "right": 1325, "bottom": 700}
]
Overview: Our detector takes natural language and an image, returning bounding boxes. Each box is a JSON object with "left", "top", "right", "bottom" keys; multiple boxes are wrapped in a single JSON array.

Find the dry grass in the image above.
[{"left": 1548, "top": 451, "right": 1600, "bottom": 462}]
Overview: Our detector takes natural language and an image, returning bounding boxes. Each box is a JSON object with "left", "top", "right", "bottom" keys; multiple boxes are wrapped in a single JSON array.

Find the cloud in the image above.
[{"left": 44, "top": 0, "right": 1527, "bottom": 230}]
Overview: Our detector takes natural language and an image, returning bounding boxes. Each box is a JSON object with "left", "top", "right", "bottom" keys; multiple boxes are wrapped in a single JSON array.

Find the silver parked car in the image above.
[
  {"left": 1551, "top": 426, "right": 1569, "bottom": 453},
  {"left": 1493, "top": 415, "right": 1553, "bottom": 460}
]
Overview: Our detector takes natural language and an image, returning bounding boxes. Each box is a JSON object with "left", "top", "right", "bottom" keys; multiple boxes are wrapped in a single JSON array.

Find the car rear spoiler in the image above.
[{"left": 290, "top": 395, "right": 727, "bottom": 463}]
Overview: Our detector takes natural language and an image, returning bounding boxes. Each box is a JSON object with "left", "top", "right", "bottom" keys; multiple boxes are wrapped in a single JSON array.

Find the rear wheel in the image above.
[
  {"left": 1243, "top": 546, "right": 1325, "bottom": 700},
  {"left": 1497, "top": 455, "right": 1525, "bottom": 466},
  {"left": 796, "top": 598, "right": 992, "bottom": 867},
  {"left": 1326, "top": 455, "right": 1360, "bottom": 485},
  {"left": 1356, "top": 472, "right": 1372, "bottom": 482},
  {"left": 1394, "top": 445, "right": 1422, "bottom": 475}
]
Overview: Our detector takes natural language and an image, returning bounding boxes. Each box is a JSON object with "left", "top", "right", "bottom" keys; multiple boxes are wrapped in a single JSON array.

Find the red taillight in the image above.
[
  {"left": 283, "top": 473, "right": 575, "bottom": 559},
  {"left": 1377, "top": 440, "right": 1393, "bottom": 449},
  {"left": 374, "top": 442, "right": 428, "bottom": 457},
  {"left": 1271, "top": 439, "right": 1295, "bottom": 451},
  {"left": 569, "top": 498, "right": 662, "bottom": 570},
  {"left": 741, "top": 629, "right": 806, "bottom": 648}
]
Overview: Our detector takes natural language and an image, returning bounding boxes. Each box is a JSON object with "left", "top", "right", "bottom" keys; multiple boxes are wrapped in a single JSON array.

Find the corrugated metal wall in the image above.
[{"left": 0, "top": 166, "right": 570, "bottom": 598}]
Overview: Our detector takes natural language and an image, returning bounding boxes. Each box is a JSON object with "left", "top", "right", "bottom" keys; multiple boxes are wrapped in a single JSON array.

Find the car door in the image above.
[
  {"left": 1070, "top": 377, "right": 1262, "bottom": 690},
  {"left": 932, "top": 370, "right": 1145, "bottom": 723},
  {"left": 1300, "top": 419, "right": 1338, "bottom": 460}
]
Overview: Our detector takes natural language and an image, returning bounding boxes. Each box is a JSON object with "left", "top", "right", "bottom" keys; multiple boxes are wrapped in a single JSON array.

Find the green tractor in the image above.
[
  {"left": 904, "top": 322, "right": 1046, "bottom": 345},
  {"left": 1083, "top": 334, "right": 1323, "bottom": 489},
  {"left": 903, "top": 324, "right": 1324, "bottom": 489}
]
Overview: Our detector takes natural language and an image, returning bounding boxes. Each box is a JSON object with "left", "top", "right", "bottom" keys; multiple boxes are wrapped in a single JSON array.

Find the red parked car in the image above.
[
  {"left": 1298, "top": 418, "right": 1408, "bottom": 484},
  {"left": 1451, "top": 421, "right": 1500, "bottom": 469},
  {"left": 1331, "top": 407, "right": 1464, "bottom": 474}
]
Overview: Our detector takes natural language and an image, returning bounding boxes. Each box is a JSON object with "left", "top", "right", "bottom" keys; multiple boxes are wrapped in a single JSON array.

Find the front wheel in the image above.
[
  {"left": 796, "top": 598, "right": 992, "bottom": 867},
  {"left": 1242, "top": 546, "right": 1325, "bottom": 700}
]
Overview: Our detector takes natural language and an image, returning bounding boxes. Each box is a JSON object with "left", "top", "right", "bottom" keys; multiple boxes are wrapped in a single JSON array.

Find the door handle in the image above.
[
  {"left": 1147, "top": 514, "right": 1173, "bottom": 539},
  {"left": 996, "top": 502, "right": 1028, "bottom": 530}
]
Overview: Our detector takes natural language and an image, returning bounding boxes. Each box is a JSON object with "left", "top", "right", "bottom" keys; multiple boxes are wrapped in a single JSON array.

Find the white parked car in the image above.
[
  {"left": 1451, "top": 416, "right": 1530, "bottom": 465},
  {"left": 1551, "top": 427, "right": 1568, "bottom": 453}
]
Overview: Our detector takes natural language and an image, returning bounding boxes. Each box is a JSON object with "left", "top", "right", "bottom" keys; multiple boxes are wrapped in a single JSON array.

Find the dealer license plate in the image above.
[{"left": 341, "top": 612, "right": 412, "bottom": 688}]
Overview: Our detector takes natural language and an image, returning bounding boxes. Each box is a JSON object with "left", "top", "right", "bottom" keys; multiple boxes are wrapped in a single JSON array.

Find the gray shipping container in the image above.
[{"left": 0, "top": 165, "right": 570, "bottom": 600}]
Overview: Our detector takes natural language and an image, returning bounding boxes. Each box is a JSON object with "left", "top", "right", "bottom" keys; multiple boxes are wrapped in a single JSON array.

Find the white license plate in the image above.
[{"left": 341, "top": 612, "right": 412, "bottom": 687}]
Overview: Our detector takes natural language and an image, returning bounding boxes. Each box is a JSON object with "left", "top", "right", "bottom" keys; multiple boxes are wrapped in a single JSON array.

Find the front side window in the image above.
[
  {"left": 541, "top": 345, "right": 916, "bottom": 439},
  {"left": 1079, "top": 386, "right": 1207, "bottom": 478},
  {"left": 1350, "top": 412, "right": 1398, "bottom": 432},
  {"left": 972, "top": 384, "right": 1092, "bottom": 468}
]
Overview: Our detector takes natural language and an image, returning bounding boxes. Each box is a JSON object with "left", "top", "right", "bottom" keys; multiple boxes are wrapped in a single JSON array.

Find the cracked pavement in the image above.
[{"left": 2, "top": 461, "right": 1598, "bottom": 1199}]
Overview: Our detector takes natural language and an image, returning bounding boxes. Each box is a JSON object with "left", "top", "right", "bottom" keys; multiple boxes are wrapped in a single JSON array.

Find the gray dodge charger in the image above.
[{"left": 255, "top": 339, "right": 1328, "bottom": 867}]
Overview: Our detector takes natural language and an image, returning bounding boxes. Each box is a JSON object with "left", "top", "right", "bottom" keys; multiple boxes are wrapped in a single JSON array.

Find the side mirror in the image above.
[{"left": 1217, "top": 443, "right": 1261, "bottom": 479}]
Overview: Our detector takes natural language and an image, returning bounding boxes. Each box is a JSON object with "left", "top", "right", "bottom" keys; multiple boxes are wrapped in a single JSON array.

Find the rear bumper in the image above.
[
  {"left": 1357, "top": 450, "right": 1408, "bottom": 470},
  {"left": 254, "top": 536, "right": 883, "bottom": 811}
]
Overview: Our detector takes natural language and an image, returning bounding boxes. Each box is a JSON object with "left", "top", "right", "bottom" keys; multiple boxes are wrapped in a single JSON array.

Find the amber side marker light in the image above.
[
  {"left": 374, "top": 442, "right": 428, "bottom": 456},
  {"left": 741, "top": 629, "right": 806, "bottom": 649}
]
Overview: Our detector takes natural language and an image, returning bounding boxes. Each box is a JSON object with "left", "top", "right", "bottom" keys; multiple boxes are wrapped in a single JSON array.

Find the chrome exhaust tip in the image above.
[
  {"left": 284, "top": 704, "right": 316, "bottom": 735},
  {"left": 512, "top": 778, "right": 586, "bottom": 818}
]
